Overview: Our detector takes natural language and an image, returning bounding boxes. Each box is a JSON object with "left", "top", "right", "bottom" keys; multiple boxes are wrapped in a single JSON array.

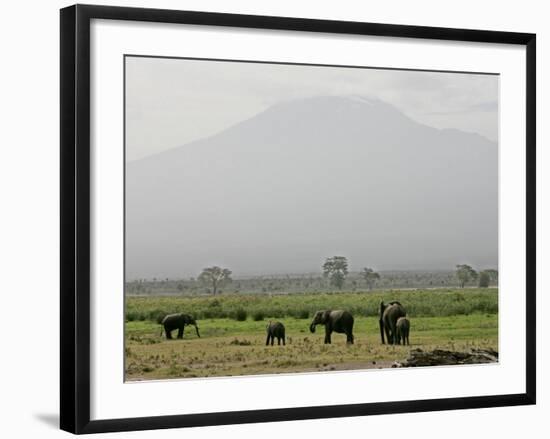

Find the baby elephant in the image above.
[
  {"left": 266, "top": 321, "right": 286, "bottom": 346},
  {"left": 396, "top": 317, "right": 410, "bottom": 345}
]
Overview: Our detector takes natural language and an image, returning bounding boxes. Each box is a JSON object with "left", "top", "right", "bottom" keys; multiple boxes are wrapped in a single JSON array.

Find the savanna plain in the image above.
[{"left": 125, "top": 288, "right": 498, "bottom": 380}]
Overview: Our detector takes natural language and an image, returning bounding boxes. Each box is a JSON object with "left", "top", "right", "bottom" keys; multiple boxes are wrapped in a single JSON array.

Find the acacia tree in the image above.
[
  {"left": 198, "top": 266, "right": 232, "bottom": 295},
  {"left": 485, "top": 269, "right": 499, "bottom": 284},
  {"left": 455, "top": 264, "right": 477, "bottom": 288},
  {"left": 478, "top": 269, "right": 498, "bottom": 288},
  {"left": 478, "top": 271, "right": 490, "bottom": 288},
  {"left": 322, "top": 256, "right": 348, "bottom": 289},
  {"left": 361, "top": 267, "right": 380, "bottom": 290}
]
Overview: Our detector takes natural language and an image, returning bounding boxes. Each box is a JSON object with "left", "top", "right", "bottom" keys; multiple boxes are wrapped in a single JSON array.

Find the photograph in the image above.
[{"left": 123, "top": 55, "right": 499, "bottom": 381}]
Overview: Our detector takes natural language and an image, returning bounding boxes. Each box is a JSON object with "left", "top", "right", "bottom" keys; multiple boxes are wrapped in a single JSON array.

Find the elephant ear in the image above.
[{"left": 322, "top": 310, "right": 331, "bottom": 323}]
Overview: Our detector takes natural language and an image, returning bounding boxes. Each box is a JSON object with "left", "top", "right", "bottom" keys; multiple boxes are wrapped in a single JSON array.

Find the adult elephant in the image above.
[
  {"left": 379, "top": 301, "right": 406, "bottom": 345},
  {"left": 160, "top": 313, "right": 200, "bottom": 340},
  {"left": 309, "top": 310, "right": 354, "bottom": 344}
]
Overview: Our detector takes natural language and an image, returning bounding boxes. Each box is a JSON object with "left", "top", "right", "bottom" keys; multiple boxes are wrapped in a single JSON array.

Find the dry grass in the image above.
[{"left": 125, "top": 314, "right": 498, "bottom": 380}]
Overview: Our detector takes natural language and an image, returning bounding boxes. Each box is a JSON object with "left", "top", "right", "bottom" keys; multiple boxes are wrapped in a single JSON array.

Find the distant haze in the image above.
[{"left": 125, "top": 57, "right": 498, "bottom": 280}]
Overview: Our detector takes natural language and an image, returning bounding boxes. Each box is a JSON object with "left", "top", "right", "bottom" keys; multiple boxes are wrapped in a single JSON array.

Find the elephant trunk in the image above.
[
  {"left": 379, "top": 319, "right": 385, "bottom": 344},
  {"left": 309, "top": 323, "right": 316, "bottom": 333},
  {"left": 194, "top": 325, "right": 201, "bottom": 338}
]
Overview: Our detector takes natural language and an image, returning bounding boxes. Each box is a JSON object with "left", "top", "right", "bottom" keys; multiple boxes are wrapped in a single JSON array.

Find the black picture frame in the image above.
[{"left": 60, "top": 4, "right": 536, "bottom": 434}]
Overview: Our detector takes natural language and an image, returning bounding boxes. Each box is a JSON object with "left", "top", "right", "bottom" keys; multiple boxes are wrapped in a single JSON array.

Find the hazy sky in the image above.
[
  {"left": 125, "top": 56, "right": 498, "bottom": 161},
  {"left": 125, "top": 56, "right": 498, "bottom": 279}
]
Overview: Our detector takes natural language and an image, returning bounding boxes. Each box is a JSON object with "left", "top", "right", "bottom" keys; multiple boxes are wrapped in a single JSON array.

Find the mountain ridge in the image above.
[{"left": 127, "top": 95, "right": 495, "bottom": 165}]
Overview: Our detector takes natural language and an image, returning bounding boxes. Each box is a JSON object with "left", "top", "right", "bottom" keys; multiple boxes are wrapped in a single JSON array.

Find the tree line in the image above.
[
  {"left": 455, "top": 264, "right": 498, "bottom": 288},
  {"left": 163, "top": 259, "right": 497, "bottom": 296}
]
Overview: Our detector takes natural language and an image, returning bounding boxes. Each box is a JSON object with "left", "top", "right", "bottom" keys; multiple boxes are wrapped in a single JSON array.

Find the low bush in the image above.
[
  {"left": 293, "top": 309, "right": 310, "bottom": 319},
  {"left": 234, "top": 308, "right": 248, "bottom": 321},
  {"left": 125, "top": 288, "right": 498, "bottom": 322},
  {"left": 252, "top": 311, "right": 265, "bottom": 321}
]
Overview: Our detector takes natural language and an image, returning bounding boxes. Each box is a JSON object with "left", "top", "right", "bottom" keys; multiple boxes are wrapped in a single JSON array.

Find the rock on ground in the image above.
[{"left": 396, "top": 348, "right": 498, "bottom": 367}]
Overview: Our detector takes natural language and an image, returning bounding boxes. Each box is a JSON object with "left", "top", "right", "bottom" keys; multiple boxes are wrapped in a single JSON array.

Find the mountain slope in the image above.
[{"left": 126, "top": 96, "right": 497, "bottom": 279}]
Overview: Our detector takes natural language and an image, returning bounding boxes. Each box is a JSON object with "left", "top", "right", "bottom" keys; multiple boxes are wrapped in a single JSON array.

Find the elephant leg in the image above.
[
  {"left": 165, "top": 328, "right": 172, "bottom": 339},
  {"left": 390, "top": 324, "right": 398, "bottom": 344},
  {"left": 271, "top": 336, "right": 274, "bottom": 346},
  {"left": 384, "top": 325, "right": 391, "bottom": 345},
  {"left": 266, "top": 334, "right": 271, "bottom": 346},
  {"left": 177, "top": 327, "right": 184, "bottom": 339},
  {"left": 324, "top": 328, "right": 332, "bottom": 344},
  {"left": 346, "top": 332, "right": 354, "bottom": 344},
  {"left": 282, "top": 335, "right": 286, "bottom": 346}
]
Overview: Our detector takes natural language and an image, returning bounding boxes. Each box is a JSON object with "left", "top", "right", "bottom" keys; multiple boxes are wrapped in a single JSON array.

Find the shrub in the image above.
[
  {"left": 253, "top": 311, "right": 265, "bottom": 321},
  {"left": 478, "top": 271, "right": 490, "bottom": 288},
  {"left": 208, "top": 299, "right": 221, "bottom": 307},
  {"left": 202, "top": 309, "right": 215, "bottom": 319},
  {"left": 125, "top": 288, "right": 498, "bottom": 324},
  {"left": 234, "top": 308, "right": 247, "bottom": 321},
  {"left": 126, "top": 311, "right": 138, "bottom": 322},
  {"left": 150, "top": 310, "right": 168, "bottom": 324}
]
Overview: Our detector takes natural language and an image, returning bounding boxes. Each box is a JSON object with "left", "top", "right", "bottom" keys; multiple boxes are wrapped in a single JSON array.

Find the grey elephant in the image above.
[
  {"left": 160, "top": 313, "right": 200, "bottom": 339},
  {"left": 379, "top": 301, "right": 406, "bottom": 345},
  {"left": 309, "top": 310, "right": 354, "bottom": 344},
  {"left": 266, "top": 321, "right": 286, "bottom": 346},
  {"left": 396, "top": 317, "right": 410, "bottom": 345}
]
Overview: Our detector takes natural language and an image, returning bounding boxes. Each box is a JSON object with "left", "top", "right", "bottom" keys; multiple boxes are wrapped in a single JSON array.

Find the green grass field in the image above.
[{"left": 125, "top": 288, "right": 498, "bottom": 380}]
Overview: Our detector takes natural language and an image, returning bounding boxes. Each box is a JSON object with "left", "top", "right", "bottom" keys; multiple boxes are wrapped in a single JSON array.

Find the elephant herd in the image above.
[
  {"left": 379, "top": 301, "right": 410, "bottom": 345},
  {"left": 159, "top": 301, "right": 411, "bottom": 346}
]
